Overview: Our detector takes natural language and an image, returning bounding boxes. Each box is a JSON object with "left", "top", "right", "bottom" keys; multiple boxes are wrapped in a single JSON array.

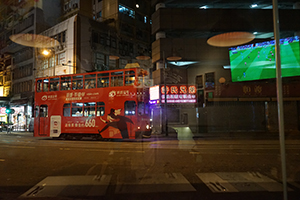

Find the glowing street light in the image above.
[
  {"left": 251, "top": 4, "right": 258, "bottom": 8},
  {"left": 42, "top": 49, "right": 50, "bottom": 56}
]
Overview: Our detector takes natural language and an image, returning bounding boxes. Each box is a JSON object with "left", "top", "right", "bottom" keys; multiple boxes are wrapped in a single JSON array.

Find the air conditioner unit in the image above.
[
  {"left": 72, "top": 3, "right": 78, "bottom": 9},
  {"left": 92, "top": 45, "right": 97, "bottom": 50},
  {"left": 64, "top": 4, "right": 69, "bottom": 11},
  {"left": 58, "top": 44, "right": 64, "bottom": 51}
]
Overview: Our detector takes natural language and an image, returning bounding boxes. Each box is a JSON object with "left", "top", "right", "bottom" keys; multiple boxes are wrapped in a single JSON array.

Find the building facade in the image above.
[
  {"left": 150, "top": 0, "right": 300, "bottom": 134},
  {"left": 0, "top": 0, "right": 153, "bottom": 131},
  {"left": 0, "top": 0, "right": 61, "bottom": 130}
]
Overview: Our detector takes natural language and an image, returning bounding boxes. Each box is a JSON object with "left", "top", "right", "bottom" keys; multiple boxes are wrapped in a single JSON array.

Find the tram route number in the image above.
[{"left": 85, "top": 119, "right": 96, "bottom": 127}]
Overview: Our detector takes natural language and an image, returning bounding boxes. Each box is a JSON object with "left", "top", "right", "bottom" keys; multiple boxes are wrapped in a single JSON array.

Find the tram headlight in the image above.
[
  {"left": 146, "top": 124, "right": 150, "bottom": 129},
  {"left": 138, "top": 126, "right": 141, "bottom": 129}
]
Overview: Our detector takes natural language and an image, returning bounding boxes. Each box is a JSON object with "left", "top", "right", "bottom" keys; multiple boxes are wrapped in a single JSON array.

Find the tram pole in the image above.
[
  {"left": 163, "top": 51, "right": 168, "bottom": 136},
  {"left": 272, "top": 1, "right": 287, "bottom": 199}
]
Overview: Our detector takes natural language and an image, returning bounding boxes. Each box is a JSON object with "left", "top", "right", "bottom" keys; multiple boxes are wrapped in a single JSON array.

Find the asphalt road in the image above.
[{"left": 0, "top": 131, "right": 300, "bottom": 200}]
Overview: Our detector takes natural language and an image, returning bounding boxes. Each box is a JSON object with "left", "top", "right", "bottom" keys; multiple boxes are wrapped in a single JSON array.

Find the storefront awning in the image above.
[
  {"left": 125, "top": 63, "right": 140, "bottom": 68},
  {"left": 0, "top": 97, "right": 10, "bottom": 103},
  {"left": 10, "top": 98, "right": 28, "bottom": 106}
]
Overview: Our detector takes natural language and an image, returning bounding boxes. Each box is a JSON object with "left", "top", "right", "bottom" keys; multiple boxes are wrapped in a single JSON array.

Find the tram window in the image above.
[
  {"left": 97, "top": 73, "right": 109, "bottom": 88},
  {"left": 145, "top": 102, "right": 150, "bottom": 115},
  {"left": 40, "top": 105, "right": 48, "bottom": 117},
  {"left": 50, "top": 78, "right": 59, "bottom": 91},
  {"left": 43, "top": 79, "right": 49, "bottom": 92},
  {"left": 111, "top": 76, "right": 123, "bottom": 87},
  {"left": 72, "top": 103, "right": 83, "bottom": 116},
  {"left": 125, "top": 70, "right": 135, "bottom": 86},
  {"left": 61, "top": 76, "right": 71, "bottom": 90},
  {"left": 138, "top": 102, "right": 145, "bottom": 115},
  {"left": 111, "top": 71, "right": 123, "bottom": 87},
  {"left": 137, "top": 102, "right": 150, "bottom": 115},
  {"left": 35, "top": 105, "right": 39, "bottom": 117},
  {"left": 72, "top": 80, "right": 83, "bottom": 90},
  {"left": 85, "top": 74, "right": 96, "bottom": 89},
  {"left": 84, "top": 102, "right": 96, "bottom": 116},
  {"left": 63, "top": 103, "right": 71, "bottom": 116},
  {"left": 96, "top": 102, "right": 105, "bottom": 116},
  {"left": 124, "top": 101, "right": 136, "bottom": 115},
  {"left": 72, "top": 75, "right": 83, "bottom": 90},
  {"left": 37, "top": 80, "right": 43, "bottom": 92}
]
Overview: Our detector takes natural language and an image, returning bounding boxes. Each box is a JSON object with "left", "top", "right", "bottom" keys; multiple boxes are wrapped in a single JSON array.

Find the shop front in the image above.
[
  {"left": 149, "top": 84, "right": 197, "bottom": 134},
  {"left": 0, "top": 107, "right": 8, "bottom": 123},
  {"left": 9, "top": 97, "right": 33, "bottom": 131},
  {"left": 9, "top": 105, "right": 33, "bottom": 131}
]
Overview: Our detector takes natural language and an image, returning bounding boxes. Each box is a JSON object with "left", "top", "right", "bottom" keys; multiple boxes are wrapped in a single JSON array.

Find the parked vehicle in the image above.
[
  {"left": 0, "top": 121, "right": 7, "bottom": 132},
  {"left": 0, "top": 122, "right": 14, "bottom": 132}
]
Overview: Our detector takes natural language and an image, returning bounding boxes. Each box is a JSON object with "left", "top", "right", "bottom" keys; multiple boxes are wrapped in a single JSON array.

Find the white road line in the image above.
[
  {"left": 59, "top": 147, "right": 145, "bottom": 153},
  {"left": 0, "top": 145, "right": 35, "bottom": 149}
]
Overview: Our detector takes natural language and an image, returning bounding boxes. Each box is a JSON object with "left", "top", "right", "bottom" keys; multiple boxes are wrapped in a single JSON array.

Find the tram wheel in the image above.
[
  {"left": 75, "top": 135, "right": 83, "bottom": 140},
  {"left": 58, "top": 134, "right": 67, "bottom": 140},
  {"left": 96, "top": 134, "right": 104, "bottom": 141},
  {"left": 65, "top": 134, "right": 73, "bottom": 140}
]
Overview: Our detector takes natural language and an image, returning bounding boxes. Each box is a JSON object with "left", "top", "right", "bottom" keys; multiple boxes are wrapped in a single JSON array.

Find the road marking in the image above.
[
  {"left": 84, "top": 149, "right": 145, "bottom": 153},
  {"left": 196, "top": 172, "right": 291, "bottom": 193},
  {"left": 59, "top": 148, "right": 70, "bottom": 150},
  {"left": 20, "top": 175, "right": 112, "bottom": 198},
  {"left": 58, "top": 147, "right": 144, "bottom": 153},
  {"left": 19, "top": 172, "right": 300, "bottom": 198},
  {"left": 189, "top": 151, "right": 280, "bottom": 155},
  {"left": 115, "top": 173, "right": 196, "bottom": 194},
  {"left": 0, "top": 145, "right": 35, "bottom": 149}
]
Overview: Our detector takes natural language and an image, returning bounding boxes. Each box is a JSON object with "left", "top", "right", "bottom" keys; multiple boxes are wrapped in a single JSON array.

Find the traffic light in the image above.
[
  {"left": 5, "top": 108, "right": 11, "bottom": 114},
  {"left": 5, "top": 107, "right": 15, "bottom": 114}
]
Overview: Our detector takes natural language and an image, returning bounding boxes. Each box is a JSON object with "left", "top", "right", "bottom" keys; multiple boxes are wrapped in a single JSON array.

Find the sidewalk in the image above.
[
  {"left": 150, "top": 129, "right": 300, "bottom": 141},
  {"left": 193, "top": 130, "right": 300, "bottom": 140},
  {"left": 1, "top": 130, "right": 300, "bottom": 141},
  {"left": 0, "top": 131, "right": 33, "bottom": 137}
]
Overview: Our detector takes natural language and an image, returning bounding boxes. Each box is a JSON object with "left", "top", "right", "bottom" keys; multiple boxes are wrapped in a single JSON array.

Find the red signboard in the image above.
[
  {"left": 160, "top": 85, "right": 196, "bottom": 103},
  {"left": 0, "top": 107, "right": 6, "bottom": 114}
]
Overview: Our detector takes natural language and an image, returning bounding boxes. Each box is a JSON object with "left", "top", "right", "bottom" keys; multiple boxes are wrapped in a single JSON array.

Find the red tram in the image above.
[{"left": 34, "top": 68, "right": 151, "bottom": 139}]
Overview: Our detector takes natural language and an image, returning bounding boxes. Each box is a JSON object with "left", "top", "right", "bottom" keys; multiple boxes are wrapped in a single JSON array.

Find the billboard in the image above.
[{"left": 229, "top": 36, "right": 300, "bottom": 82}]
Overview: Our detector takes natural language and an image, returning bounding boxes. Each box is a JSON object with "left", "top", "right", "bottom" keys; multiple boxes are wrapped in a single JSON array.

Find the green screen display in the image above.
[{"left": 229, "top": 36, "right": 300, "bottom": 82}]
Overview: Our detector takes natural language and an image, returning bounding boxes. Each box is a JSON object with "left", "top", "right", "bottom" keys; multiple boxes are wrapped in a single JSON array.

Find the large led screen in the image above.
[{"left": 229, "top": 36, "right": 300, "bottom": 82}]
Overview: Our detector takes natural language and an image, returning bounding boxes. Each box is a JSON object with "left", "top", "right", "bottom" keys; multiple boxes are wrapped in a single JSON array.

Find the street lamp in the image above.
[
  {"left": 40, "top": 48, "right": 55, "bottom": 76},
  {"left": 42, "top": 49, "right": 50, "bottom": 56}
]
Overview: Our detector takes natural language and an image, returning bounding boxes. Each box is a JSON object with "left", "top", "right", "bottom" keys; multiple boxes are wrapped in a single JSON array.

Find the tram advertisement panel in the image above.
[
  {"left": 50, "top": 115, "right": 61, "bottom": 137},
  {"left": 34, "top": 68, "right": 151, "bottom": 139}
]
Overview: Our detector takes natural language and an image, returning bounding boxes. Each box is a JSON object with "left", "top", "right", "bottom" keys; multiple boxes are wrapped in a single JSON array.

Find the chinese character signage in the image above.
[{"left": 149, "top": 85, "right": 196, "bottom": 104}]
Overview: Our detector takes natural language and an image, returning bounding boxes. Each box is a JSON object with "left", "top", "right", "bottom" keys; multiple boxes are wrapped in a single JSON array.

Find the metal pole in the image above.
[
  {"left": 272, "top": 1, "right": 288, "bottom": 199},
  {"left": 163, "top": 51, "right": 168, "bottom": 136}
]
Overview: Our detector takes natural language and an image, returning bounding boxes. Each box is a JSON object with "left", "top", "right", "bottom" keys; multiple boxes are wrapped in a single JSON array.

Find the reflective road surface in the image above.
[{"left": 0, "top": 131, "right": 300, "bottom": 200}]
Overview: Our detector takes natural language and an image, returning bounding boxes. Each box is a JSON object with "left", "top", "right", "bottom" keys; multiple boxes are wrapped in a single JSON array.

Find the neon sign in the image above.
[
  {"left": 161, "top": 85, "right": 196, "bottom": 95},
  {"left": 150, "top": 85, "right": 196, "bottom": 104}
]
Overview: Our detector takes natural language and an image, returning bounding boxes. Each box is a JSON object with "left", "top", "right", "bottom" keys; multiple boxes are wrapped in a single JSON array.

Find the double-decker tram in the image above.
[{"left": 34, "top": 68, "right": 151, "bottom": 140}]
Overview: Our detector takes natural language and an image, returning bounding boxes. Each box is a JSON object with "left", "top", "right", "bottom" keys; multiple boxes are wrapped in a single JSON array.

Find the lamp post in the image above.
[{"left": 272, "top": 1, "right": 287, "bottom": 199}]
